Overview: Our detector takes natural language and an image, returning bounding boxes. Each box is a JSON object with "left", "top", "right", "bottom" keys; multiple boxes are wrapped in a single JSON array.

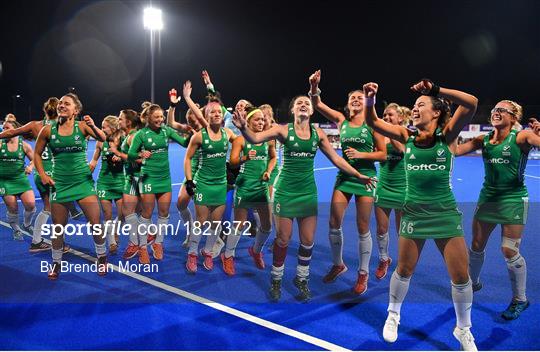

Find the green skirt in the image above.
[{"left": 0, "top": 175, "right": 32, "bottom": 196}]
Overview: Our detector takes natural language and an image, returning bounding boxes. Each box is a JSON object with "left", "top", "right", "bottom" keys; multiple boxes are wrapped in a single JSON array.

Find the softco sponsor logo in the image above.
[
  {"left": 289, "top": 151, "right": 315, "bottom": 157},
  {"left": 207, "top": 152, "right": 227, "bottom": 158},
  {"left": 407, "top": 164, "right": 447, "bottom": 171},
  {"left": 151, "top": 148, "right": 167, "bottom": 154},
  {"left": 486, "top": 158, "right": 510, "bottom": 164},
  {"left": 342, "top": 137, "right": 366, "bottom": 144},
  {"left": 387, "top": 154, "right": 402, "bottom": 161},
  {"left": 250, "top": 156, "right": 268, "bottom": 161},
  {"left": 54, "top": 146, "right": 84, "bottom": 152}
]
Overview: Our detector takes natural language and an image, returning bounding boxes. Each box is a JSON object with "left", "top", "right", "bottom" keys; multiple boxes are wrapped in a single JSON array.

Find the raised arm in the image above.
[
  {"left": 34, "top": 125, "right": 55, "bottom": 186},
  {"left": 309, "top": 70, "right": 346, "bottom": 124},
  {"left": 167, "top": 88, "right": 184, "bottom": 130},
  {"left": 529, "top": 118, "right": 540, "bottom": 135},
  {"left": 0, "top": 121, "right": 37, "bottom": 140},
  {"left": 202, "top": 70, "right": 216, "bottom": 95},
  {"left": 232, "top": 110, "right": 287, "bottom": 144},
  {"left": 166, "top": 125, "right": 190, "bottom": 147},
  {"left": 389, "top": 138, "right": 406, "bottom": 154},
  {"left": 517, "top": 129, "right": 540, "bottom": 152},
  {"left": 410, "top": 80, "right": 478, "bottom": 144},
  {"left": 455, "top": 135, "right": 484, "bottom": 156},
  {"left": 363, "top": 82, "right": 410, "bottom": 143},
  {"left": 183, "top": 80, "right": 208, "bottom": 129},
  {"left": 80, "top": 116, "right": 106, "bottom": 142},
  {"left": 317, "top": 129, "right": 376, "bottom": 190},
  {"left": 89, "top": 141, "right": 103, "bottom": 172}
]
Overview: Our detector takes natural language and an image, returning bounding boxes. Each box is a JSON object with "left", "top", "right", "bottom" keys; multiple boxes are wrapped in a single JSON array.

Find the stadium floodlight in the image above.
[
  {"left": 143, "top": 7, "right": 163, "bottom": 31},
  {"left": 143, "top": 7, "right": 163, "bottom": 102}
]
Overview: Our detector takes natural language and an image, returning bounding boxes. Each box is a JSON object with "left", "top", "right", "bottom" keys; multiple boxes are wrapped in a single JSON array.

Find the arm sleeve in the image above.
[
  {"left": 127, "top": 131, "right": 143, "bottom": 161},
  {"left": 166, "top": 126, "right": 189, "bottom": 147}
]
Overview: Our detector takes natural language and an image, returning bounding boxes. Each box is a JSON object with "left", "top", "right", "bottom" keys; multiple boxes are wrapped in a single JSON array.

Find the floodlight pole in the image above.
[
  {"left": 150, "top": 29, "right": 155, "bottom": 103},
  {"left": 144, "top": 7, "right": 162, "bottom": 103}
]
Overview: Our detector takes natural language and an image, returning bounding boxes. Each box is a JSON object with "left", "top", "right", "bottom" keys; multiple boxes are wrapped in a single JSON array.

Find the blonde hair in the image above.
[
  {"left": 5, "top": 113, "right": 16, "bottom": 122},
  {"left": 43, "top": 97, "right": 59, "bottom": 119},
  {"left": 102, "top": 115, "right": 120, "bottom": 132},
  {"left": 401, "top": 106, "right": 412, "bottom": 124},
  {"left": 141, "top": 102, "right": 163, "bottom": 125},
  {"left": 385, "top": 103, "right": 410, "bottom": 126},
  {"left": 499, "top": 100, "right": 523, "bottom": 122}
]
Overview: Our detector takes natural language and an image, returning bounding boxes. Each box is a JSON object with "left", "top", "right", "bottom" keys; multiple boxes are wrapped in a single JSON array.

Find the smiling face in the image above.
[
  {"left": 102, "top": 121, "right": 113, "bottom": 136},
  {"left": 147, "top": 109, "right": 164, "bottom": 129},
  {"left": 260, "top": 107, "right": 273, "bottom": 130},
  {"left": 411, "top": 96, "right": 441, "bottom": 130},
  {"left": 347, "top": 90, "right": 364, "bottom": 116},
  {"left": 383, "top": 106, "right": 403, "bottom": 126},
  {"left": 2, "top": 121, "right": 15, "bottom": 131},
  {"left": 57, "top": 95, "right": 79, "bottom": 120},
  {"left": 205, "top": 102, "right": 223, "bottom": 126},
  {"left": 290, "top": 96, "right": 313, "bottom": 119},
  {"left": 186, "top": 109, "right": 203, "bottom": 131},
  {"left": 235, "top": 100, "right": 249, "bottom": 113},
  {"left": 248, "top": 111, "right": 265, "bottom": 132},
  {"left": 490, "top": 101, "right": 518, "bottom": 129}
]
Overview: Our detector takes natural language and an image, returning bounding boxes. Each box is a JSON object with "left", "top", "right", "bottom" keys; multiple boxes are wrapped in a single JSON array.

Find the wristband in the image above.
[
  {"left": 308, "top": 88, "right": 321, "bottom": 97},
  {"left": 206, "top": 83, "right": 215, "bottom": 92},
  {"left": 364, "top": 96, "right": 376, "bottom": 107},
  {"left": 422, "top": 78, "right": 440, "bottom": 97}
]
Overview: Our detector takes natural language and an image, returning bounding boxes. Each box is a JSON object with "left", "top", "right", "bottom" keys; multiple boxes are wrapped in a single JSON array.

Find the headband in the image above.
[{"left": 246, "top": 109, "right": 262, "bottom": 121}]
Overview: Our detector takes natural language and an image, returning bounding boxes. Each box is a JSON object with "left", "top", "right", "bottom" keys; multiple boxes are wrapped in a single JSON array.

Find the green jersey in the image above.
[
  {"left": 48, "top": 121, "right": 96, "bottom": 203},
  {"left": 400, "top": 130, "right": 463, "bottom": 238},
  {"left": 40, "top": 119, "right": 54, "bottom": 173},
  {"left": 128, "top": 125, "right": 189, "bottom": 194},
  {"left": 475, "top": 130, "right": 529, "bottom": 224},
  {"left": 0, "top": 137, "right": 32, "bottom": 196},
  {"left": 273, "top": 123, "right": 319, "bottom": 218},
  {"left": 0, "top": 138, "right": 26, "bottom": 179},
  {"left": 375, "top": 142, "right": 406, "bottom": 209},
  {"left": 121, "top": 130, "right": 141, "bottom": 177},
  {"left": 97, "top": 140, "right": 124, "bottom": 200},
  {"left": 335, "top": 120, "right": 377, "bottom": 196},
  {"left": 481, "top": 130, "right": 528, "bottom": 193},
  {"left": 234, "top": 140, "right": 269, "bottom": 208},
  {"left": 193, "top": 128, "right": 228, "bottom": 205},
  {"left": 129, "top": 125, "right": 188, "bottom": 176},
  {"left": 34, "top": 119, "right": 55, "bottom": 194}
]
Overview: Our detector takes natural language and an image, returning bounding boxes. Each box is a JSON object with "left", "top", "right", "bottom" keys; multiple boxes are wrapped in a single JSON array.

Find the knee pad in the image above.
[{"left": 501, "top": 236, "right": 521, "bottom": 253}]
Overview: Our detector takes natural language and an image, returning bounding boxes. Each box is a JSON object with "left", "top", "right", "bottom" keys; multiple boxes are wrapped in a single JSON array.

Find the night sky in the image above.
[{"left": 1, "top": 0, "right": 539, "bottom": 124}]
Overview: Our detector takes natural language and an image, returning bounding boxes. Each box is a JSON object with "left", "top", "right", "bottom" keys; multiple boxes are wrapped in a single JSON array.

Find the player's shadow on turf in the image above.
[
  {"left": 372, "top": 307, "right": 455, "bottom": 351},
  {"left": 479, "top": 327, "right": 511, "bottom": 350}
]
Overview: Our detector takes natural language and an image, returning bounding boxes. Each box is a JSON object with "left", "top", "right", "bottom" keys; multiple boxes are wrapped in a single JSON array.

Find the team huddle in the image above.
[{"left": 1, "top": 70, "right": 539, "bottom": 351}]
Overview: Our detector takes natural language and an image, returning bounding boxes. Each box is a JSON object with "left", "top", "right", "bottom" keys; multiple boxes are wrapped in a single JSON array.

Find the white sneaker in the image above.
[
  {"left": 453, "top": 326, "right": 477, "bottom": 351},
  {"left": 383, "top": 311, "right": 400, "bottom": 343},
  {"left": 211, "top": 237, "right": 225, "bottom": 259}
]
